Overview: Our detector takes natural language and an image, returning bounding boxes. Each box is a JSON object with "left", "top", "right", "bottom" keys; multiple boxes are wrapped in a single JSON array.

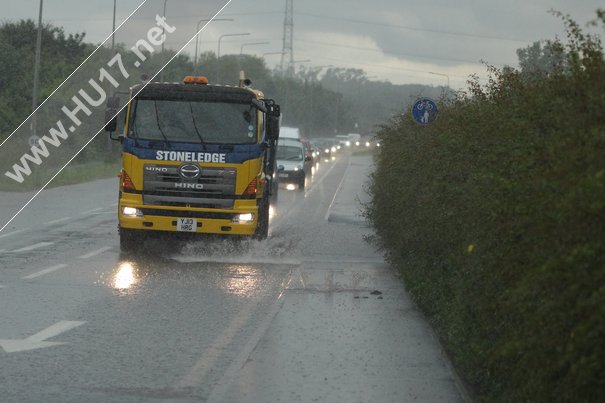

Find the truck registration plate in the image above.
[{"left": 176, "top": 218, "right": 197, "bottom": 232}]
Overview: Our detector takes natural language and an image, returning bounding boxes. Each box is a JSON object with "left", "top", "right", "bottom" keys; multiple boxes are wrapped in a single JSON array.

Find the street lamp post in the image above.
[
  {"left": 262, "top": 51, "right": 286, "bottom": 57},
  {"left": 216, "top": 33, "right": 250, "bottom": 82},
  {"left": 290, "top": 59, "right": 310, "bottom": 76},
  {"left": 111, "top": 0, "right": 117, "bottom": 52},
  {"left": 108, "top": 0, "right": 117, "bottom": 151},
  {"left": 194, "top": 18, "right": 233, "bottom": 75},
  {"left": 31, "top": 0, "right": 44, "bottom": 136},
  {"left": 429, "top": 71, "right": 450, "bottom": 89},
  {"left": 240, "top": 41, "right": 270, "bottom": 55},
  {"left": 310, "top": 64, "right": 333, "bottom": 80},
  {"left": 159, "top": 0, "right": 168, "bottom": 82}
]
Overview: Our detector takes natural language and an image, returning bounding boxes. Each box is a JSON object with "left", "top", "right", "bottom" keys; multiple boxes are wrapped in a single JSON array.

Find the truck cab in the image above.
[{"left": 106, "top": 75, "right": 280, "bottom": 252}]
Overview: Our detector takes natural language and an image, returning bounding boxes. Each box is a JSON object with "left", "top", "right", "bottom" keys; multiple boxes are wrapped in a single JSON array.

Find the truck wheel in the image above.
[
  {"left": 119, "top": 228, "right": 139, "bottom": 253},
  {"left": 270, "top": 181, "right": 279, "bottom": 204},
  {"left": 254, "top": 200, "right": 270, "bottom": 240}
]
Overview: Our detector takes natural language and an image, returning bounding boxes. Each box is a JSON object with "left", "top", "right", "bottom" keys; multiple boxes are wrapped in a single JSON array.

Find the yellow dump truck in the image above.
[{"left": 105, "top": 74, "right": 280, "bottom": 252}]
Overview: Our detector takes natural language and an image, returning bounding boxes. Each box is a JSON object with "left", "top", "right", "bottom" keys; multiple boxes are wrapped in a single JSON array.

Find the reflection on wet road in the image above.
[{"left": 0, "top": 155, "right": 464, "bottom": 402}]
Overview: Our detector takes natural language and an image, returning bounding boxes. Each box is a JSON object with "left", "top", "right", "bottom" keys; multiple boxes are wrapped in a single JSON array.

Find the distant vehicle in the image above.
[
  {"left": 312, "top": 138, "right": 338, "bottom": 162},
  {"left": 276, "top": 138, "right": 310, "bottom": 190},
  {"left": 348, "top": 133, "right": 362, "bottom": 143},
  {"left": 300, "top": 139, "right": 318, "bottom": 166},
  {"left": 335, "top": 134, "right": 351, "bottom": 147},
  {"left": 336, "top": 133, "right": 362, "bottom": 147},
  {"left": 280, "top": 126, "right": 301, "bottom": 140}
]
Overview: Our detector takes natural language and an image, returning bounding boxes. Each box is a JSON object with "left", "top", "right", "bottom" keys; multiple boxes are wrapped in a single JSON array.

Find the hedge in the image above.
[{"left": 365, "top": 12, "right": 605, "bottom": 402}]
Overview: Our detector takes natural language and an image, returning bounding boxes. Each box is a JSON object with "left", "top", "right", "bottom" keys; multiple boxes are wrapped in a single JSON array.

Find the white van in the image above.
[
  {"left": 276, "top": 138, "right": 307, "bottom": 190},
  {"left": 280, "top": 127, "right": 301, "bottom": 140}
]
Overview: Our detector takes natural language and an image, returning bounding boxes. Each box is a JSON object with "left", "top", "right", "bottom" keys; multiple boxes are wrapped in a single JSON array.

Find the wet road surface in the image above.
[{"left": 0, "top": 154, "right": 465, "bottom": 402}]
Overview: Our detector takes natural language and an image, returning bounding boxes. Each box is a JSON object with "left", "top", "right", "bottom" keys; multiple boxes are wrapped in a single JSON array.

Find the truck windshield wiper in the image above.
[
  {"left": 153, "top": 101, "right": 172, "bottom": 148},
  {"left": 189, "top": 103, "right": 206, "bottom": 149}
]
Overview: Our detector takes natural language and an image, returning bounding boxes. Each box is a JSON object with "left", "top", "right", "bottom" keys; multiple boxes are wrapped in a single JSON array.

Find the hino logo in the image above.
[
  {"left": 145, "top": 166, "right": 169, "bottom": 173},
  {"left": 175, "top": 183, "right": 204, "bottom": 189},
  {"left": 178, "top": 164, "right": 201, "bottom": 180}
]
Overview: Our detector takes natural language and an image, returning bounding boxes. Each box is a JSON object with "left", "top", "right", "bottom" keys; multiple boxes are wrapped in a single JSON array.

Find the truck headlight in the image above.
[
  {"left": 122, "top": 206, "right": 143, "bottom": 218},
  {"left": 233, "top": 213, "right": 254, "bottom": 223}
]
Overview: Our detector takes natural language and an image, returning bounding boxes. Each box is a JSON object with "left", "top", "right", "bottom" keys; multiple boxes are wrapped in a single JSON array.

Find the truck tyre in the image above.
[
  {"left": 119, "top": 228, "right": 139, "bottom": 253},
  {"left": 254, "top": 199, "right": 270, "bottom": 240},
  {"left": 270, "top": 180, "right": 279, "bottom": 204}
]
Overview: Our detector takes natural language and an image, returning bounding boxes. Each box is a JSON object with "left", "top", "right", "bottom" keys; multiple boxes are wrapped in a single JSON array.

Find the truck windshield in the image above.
[
  {"left": 130, "top": 99, "right": 257, "bottom": 144},
  {"left": 277, "top": 146, "right": 303, "bottom": 161}
]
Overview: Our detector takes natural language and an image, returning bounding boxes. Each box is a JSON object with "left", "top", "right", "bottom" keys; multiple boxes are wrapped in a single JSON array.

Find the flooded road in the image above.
[{"left": 0, "top": 154, "right": 465, "bottom": 402}]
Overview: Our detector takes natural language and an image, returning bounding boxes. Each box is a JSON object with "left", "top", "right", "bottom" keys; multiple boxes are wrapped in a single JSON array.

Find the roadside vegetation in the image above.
[
  {"left": 366, "top": 11, "right": 605, "bottom": 402},
  {"left": 0, "top": 19, "right": 441, "bottom": 190}
]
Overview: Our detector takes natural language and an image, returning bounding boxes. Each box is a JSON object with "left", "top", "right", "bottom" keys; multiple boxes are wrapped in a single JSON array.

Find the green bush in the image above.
[{"left": 365, "top": 11, "right": 605, "bottom": 402}]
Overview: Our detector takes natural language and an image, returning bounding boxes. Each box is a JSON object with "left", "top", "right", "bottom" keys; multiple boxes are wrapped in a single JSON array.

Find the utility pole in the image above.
[
  {"left": 280, "top": 0, "right": 294, "bottom": 75},
  {"left": 31, "top": 0, "right": 44, "bottom": 137}
]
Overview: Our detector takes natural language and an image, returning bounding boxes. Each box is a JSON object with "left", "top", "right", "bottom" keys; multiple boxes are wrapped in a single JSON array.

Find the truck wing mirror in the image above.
[
  {"left": 105, "top": 96, "right": 120, "bottom": 134},
  {"left": 264, "top": 100, "right": 281, "bottom": 141},
  {"left": 104, "top": 109, "right": 118, "bottom": 133}
]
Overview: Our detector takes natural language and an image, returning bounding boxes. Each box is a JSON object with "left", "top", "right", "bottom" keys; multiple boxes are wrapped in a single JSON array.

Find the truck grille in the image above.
[{"left": 143, "top": 164, "right": 237, "bottom": 209}]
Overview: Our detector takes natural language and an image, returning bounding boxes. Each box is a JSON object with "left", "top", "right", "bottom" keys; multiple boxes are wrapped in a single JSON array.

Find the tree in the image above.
[
  {"left": 516, "top": 40, "right": 568, "bottom": 76},
  {"left": 0, "top": 20, "right": 89, "bottom": 140}
]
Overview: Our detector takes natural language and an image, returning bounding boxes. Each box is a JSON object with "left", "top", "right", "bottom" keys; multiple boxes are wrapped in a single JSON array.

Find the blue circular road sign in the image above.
[{"left": 412, "top": 98, "right": 439, "bottom": 125}]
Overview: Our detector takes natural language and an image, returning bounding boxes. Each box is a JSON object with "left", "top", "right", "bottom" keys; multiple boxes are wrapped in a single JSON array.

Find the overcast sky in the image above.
[{"left": 4, "top": 0, "right": 604, "bottom": 89}]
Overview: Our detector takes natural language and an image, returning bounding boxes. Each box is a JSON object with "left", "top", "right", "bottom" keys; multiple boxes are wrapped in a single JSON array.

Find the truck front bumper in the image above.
[{"left": 118, "top": 204, "right": 258, "bottom": 236}]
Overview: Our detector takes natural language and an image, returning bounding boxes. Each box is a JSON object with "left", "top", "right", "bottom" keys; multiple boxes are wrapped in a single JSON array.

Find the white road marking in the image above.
[
  {"left": 45, "top": 217, "right": 72, "bottom": 225},
  {"left": 0, "top": 321, "right": 85, "bottom": 353},
  {"left": 79, "top": 246, "right": 112, "bottom": 259},
  {"left": 324, "top": 160, "right": 349, "bottom": 221},
  {"left": 206, "top": 274, "right": 294, "bottom": 403},
  {"left": 23, "top": 264, "right": 68, "bottom": 280},
  {"left": 10, "top": 242, "right": 54, "bottom": 253},
  {"left": 80, "top": 207, "right": 103, "bottom": 215},
  {"left": 306, "top": 156, "right": 341, "bottom": 196},
  {"left": 0, "top": 228, "right": 30, "bottom": 239}
]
